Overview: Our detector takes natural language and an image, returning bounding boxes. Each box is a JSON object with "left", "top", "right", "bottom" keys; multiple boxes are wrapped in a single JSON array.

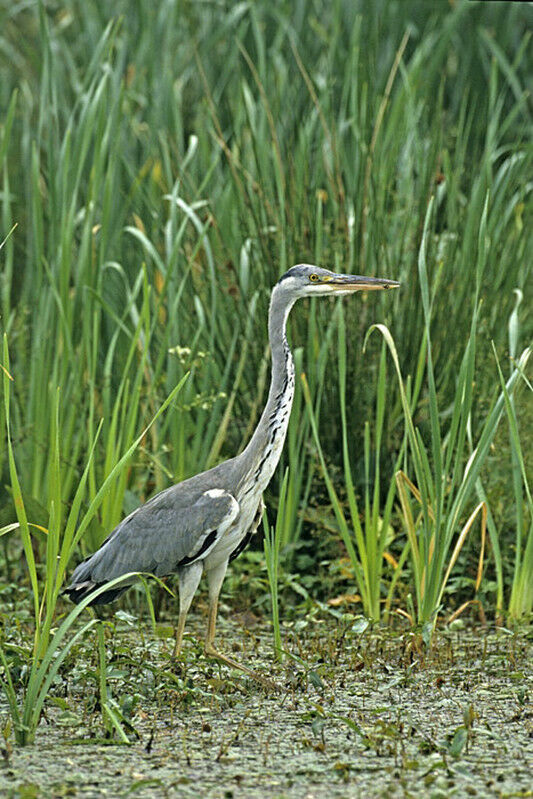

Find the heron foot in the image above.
[{"left": 204, "top": 642, "right": 278, "bottom": 691}]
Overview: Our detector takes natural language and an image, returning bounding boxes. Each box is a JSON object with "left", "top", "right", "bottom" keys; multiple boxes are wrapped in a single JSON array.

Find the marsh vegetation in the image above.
[{"left": 0, "top": 0, "right": 531, "bottom": 794}]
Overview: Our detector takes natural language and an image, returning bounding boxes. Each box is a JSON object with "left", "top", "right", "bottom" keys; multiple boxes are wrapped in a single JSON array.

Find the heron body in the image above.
[{"left": 65, "top": 265, "right": 398, "bottom": 683}]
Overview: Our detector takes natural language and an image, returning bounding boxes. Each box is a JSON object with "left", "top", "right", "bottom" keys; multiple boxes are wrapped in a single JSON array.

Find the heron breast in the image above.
[{"left": 203, "top": 493, "right": 258, "bottom": 569}]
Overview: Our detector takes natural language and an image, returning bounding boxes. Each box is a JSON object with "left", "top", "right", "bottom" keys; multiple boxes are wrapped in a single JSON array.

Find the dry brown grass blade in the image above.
[
  {"left": 396, "top": 470, "right": 435, "bottom": 522},
  {"left": 395, "top": 471, "right": 420, "bottom": 563},
  {"left": 475, "top": 502, "right": 487, "bottom": 592},
  {"left": 441, "top": 501, "right": 486, "bottom": 595},
  {"left": 394, "top": 608, "right": 414, "bottom": 625},
  {"left": 383, "top": 551, "right": 399, "bottom": 569},
  {"left": 0, "top": 364, "right": 14, "bottom": 381},
  {"left": 448, "top": 599, "right": 487, "bottom": 627}
]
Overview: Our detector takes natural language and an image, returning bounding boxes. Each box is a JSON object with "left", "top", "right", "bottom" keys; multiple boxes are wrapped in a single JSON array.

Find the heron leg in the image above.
[
  {"left": 173, "top": 561, "right": 203, "bottom": 658},
  {"left": 204, "top": 560, "right": 277, "bottom": 690}
]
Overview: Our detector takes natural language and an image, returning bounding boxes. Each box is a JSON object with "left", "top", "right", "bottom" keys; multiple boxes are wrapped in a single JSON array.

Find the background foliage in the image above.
[{"left": 0, "top": 0, "right": 531, "bottom": 627}]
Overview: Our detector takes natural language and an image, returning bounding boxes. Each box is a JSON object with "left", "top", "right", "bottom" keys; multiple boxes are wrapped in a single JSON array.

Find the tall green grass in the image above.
[
  {"left": 302, "top": 311, "right": 403, "bottom": 623},
  {"left": 368, "top": 199, "right": 531, "bottom": 630},
  {"left": 1, "top": 324, "right": 185, "bottom": 744},
  {"left": 495, "top": 316, "right": 533, "bottom": 619},
  {"left": 0, "top": 0, "right": 531, "bottom": 655},
  {"left": 1, "top": 330, "right": 187, "bottom": 650}
]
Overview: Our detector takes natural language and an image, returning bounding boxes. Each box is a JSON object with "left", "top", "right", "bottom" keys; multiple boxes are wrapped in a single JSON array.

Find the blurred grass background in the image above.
[{"left": 0, "top": 0, "right": 531, "bottom": 619}]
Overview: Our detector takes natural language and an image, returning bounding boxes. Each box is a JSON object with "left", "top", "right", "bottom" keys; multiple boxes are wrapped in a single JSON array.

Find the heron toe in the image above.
[{"left": 204, "top": 642, "right": 279, "bottom": 691}]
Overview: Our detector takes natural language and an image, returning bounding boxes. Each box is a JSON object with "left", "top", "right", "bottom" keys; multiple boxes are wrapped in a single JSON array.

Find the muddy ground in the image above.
[{"left": 0, "top": 613, "right": 532, "bottom": 798}]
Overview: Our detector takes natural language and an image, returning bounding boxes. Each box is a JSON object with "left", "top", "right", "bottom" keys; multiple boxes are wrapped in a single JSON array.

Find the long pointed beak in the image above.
[{"left": 328, "top": 274, "right": 400, "bottom": 293}]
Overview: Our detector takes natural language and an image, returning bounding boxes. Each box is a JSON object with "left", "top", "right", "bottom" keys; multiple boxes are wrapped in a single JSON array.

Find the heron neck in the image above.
[{"left": 240, "top": 285, "right": 296, "bottom": 487}]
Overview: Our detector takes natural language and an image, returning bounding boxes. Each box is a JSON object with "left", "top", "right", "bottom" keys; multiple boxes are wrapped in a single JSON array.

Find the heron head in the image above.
[{"left": 277, "top": 264, "right": 400, "bottom": 298}]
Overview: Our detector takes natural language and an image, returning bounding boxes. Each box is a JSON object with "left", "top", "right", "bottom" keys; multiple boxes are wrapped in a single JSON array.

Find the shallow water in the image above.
[{"left": 1, "top": 617, "right": 531, "bottom": 798}]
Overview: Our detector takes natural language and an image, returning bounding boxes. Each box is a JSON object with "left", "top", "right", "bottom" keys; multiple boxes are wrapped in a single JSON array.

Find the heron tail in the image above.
[{"left": 62, "top": 580, "right": 128, "bottom": 605}]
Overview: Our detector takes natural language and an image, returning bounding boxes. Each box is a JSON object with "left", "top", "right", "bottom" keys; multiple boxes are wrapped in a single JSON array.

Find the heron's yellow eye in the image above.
[{"left": 309, "top": 274, "right": 319, "bottom": 282}]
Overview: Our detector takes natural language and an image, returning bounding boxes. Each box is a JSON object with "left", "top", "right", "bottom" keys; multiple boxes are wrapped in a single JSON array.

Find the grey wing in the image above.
[{"left": 72, "top": 487, "right": 239, "bottom": 584}]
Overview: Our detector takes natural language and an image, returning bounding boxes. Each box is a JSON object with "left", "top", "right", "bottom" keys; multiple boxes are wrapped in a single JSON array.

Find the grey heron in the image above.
[{"left": 65, "top": 265, "right": 399, "bottom": 684}]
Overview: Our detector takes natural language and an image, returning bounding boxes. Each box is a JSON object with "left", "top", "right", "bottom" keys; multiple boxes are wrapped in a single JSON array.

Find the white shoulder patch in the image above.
[{"left": 205, "top": 488, "right": 227, "bottom": 499}]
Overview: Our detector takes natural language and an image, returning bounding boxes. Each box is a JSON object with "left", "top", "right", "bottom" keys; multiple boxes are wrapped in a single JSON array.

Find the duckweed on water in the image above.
[{"left": 1, "top": 617, "right": 531, "bottom": 798}]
